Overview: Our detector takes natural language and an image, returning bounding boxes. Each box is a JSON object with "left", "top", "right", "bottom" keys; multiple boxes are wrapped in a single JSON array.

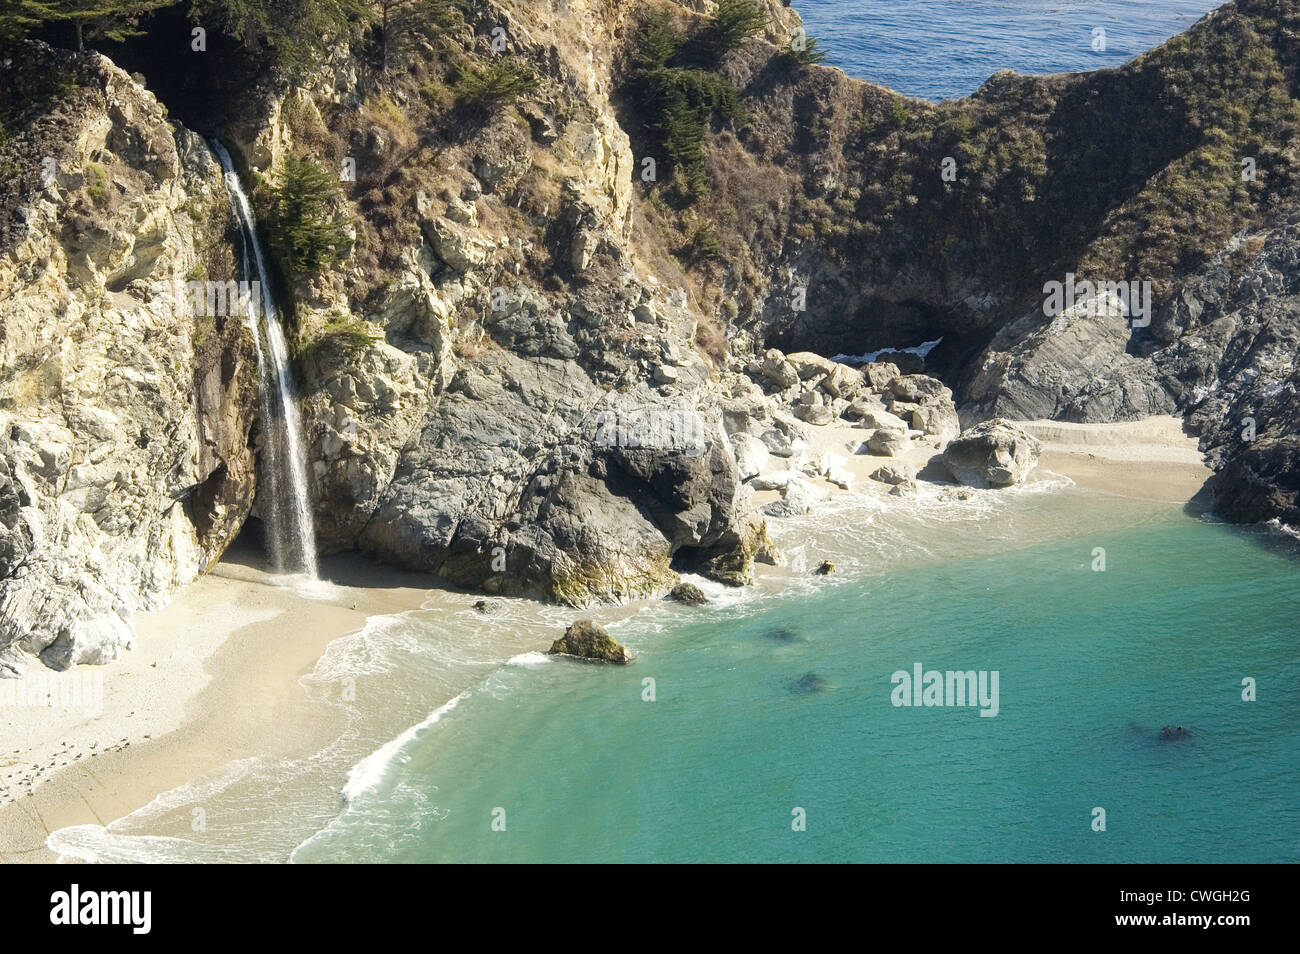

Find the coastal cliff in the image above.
[
  {"left": 0, "top": 44, "right": 256, "bottom": 668},
  {"left": 1, "top": 0, "right": 1298, "bottom": 669}
]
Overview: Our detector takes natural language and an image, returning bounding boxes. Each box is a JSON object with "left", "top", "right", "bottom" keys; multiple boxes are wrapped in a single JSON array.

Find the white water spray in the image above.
[{"left": 211, "top": 141, "right": 319, "bottom": 578}]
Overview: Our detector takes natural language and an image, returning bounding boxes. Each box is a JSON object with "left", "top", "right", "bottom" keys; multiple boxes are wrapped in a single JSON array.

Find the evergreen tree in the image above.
[
  {"left": 265, "top": 155, "right": 353, "bottom": 278},
  {"left": 52, "top": 0, "right": 175, "bottom": 51},
  {"left": 375, "top": 0, "right": 463, "bottom": 71},
  {"left": 0, "top": 0, "right": 61, "bottom": 42},
  {"left": 190, "top": 0, "right": 368, "bottom": 76},
  {"left": 702, "top": 0, "right": 767, "bottom": 57}
]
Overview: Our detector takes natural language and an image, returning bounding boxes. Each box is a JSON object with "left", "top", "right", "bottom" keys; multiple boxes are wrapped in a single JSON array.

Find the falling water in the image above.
[{"left": 211, "top": 140, "right": 319, "bottom": 578}]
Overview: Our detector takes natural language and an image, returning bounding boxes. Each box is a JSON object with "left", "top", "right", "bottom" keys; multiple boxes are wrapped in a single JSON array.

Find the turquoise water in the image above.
[
  {"left": 293, "top": 511, "right": 1300, "bottom": 863},
  {"left": 792, "top": 1, "right": 1226, "bottom": 99}
]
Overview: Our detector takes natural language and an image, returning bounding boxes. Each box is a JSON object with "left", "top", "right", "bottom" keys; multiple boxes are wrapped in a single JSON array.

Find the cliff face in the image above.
[
  {"left": 0, "top": 44, "right": 257, "bottom": 668},
  {"left": 2, "top": 0, "right": 1299, "bottom": 668},
  {"left": 206, "top": 0, "right": 778, "bottom": 604}
]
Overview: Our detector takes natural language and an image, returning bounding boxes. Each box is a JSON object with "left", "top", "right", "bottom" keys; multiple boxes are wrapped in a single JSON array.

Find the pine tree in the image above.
[
  {"left": 51, "top": 0, "right": 174, "bottom": 51},
  {"left": 703, "top": 0, "right": 767, "bottom": 57},
  {"left": 375, "top": 0, "right": 463, "bottom": 72},
  {"left": 0, "top": 0, "right": 61, "bottom": 42},
  {"left": 266, "top": 155, "right": 353, "bottom": 278}
]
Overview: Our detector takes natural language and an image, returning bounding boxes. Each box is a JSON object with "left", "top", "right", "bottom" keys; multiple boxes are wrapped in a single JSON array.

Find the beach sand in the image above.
[{"left": 0, "top": 415, "right": 1212, "bottom": 863}]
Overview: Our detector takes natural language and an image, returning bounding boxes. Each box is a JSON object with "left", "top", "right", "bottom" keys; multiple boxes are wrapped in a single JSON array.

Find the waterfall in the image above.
[{"left": 210, "top": 141, "right": 319, "bottom": 579}]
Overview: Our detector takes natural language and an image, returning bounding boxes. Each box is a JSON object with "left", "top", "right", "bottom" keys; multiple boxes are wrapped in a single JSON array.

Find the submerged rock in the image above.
[
  {"left": 1159, "top": 725, "right": 1191, "bottom": 741},
  {"left": 548, "top": 620, "right": 633, "bottom": 664},
  {"left": 789, "top": 672, "right": 827, "bottom": 694},
  {"left": 942, "top": 419, "right": 1041, "bottom": 488}
]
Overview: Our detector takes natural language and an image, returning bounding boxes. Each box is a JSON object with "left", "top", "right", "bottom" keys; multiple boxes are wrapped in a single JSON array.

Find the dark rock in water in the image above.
[
  {"left": 813, "top": 560, "right": 834, "bottom": 575},
  {"left": 548, "top": 620, "right": 633, "bottom": 664},
  {"left": 473, "top": 599, "right": 501, "bottom": 613},
  {"left": 767, "top": 626, "right": 802, "bottom": 642},
  {"left": 668, "top": 582, "right": 708, "bottom": 605},
  {"left": 789, "top": 672, "right": 827, "bottom": 694},
  {"left": 1159, "top": 725, "right": 1191, "bottom": 741}
]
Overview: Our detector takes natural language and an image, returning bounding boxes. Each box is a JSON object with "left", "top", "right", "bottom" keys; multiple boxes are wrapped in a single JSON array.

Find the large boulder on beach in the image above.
[
  {"left": 763, "top": 475, "right": 828, "bottom": 517},
  {"left": 942, "top": 419, "right": 1042, "bottom": 488},
  {"left": 887, "top": 374, "right": 950, "bottom": 405},
  {"left": 859, "top": 408, "right": 910, "bottom": 432},
  {"left": 867, "top": 427, "right": 910, "bottom": 457},
  {"left": 910, "top": 400, "right": 961, "bottom": 441},
  {"left": 870, "top": 461, "right": 917, "bottom": 485},
  {"left": 548, "top": 620, "right": 633, "bottom": 663}
]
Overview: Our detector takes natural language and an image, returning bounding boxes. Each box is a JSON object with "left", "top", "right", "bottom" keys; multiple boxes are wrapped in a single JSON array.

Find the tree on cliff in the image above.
[
  {"left": 0, "top": 0, "right": 60, "bottom": 41},
  {"left": 701, "top": 0, "right": 767, "bottom": 57},
  {"left": 265, "top": 155, "right": 353, "bottom": 279},
  {"left": 372, "top": 0, "right": 463, "bottom": 72},
  {"left": 189, "top": 0, "right": 367, "bottom": 75},
  {"left": 60, "top": 0, "right": 173, "bottom": 51}
]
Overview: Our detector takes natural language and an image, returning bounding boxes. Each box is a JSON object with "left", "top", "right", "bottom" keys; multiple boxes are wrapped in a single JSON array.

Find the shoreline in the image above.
[{"left": 0, "top": 415, "right": 1212, "bottom": 863}]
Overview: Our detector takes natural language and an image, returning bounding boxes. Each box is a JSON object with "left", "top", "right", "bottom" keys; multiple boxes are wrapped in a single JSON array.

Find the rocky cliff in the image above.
[
  {"left": 0, "top": 44, "right": 257, "bottom": 669},
  {"left": 2, "top": 0, "right": 1299, "bottom": 669}
]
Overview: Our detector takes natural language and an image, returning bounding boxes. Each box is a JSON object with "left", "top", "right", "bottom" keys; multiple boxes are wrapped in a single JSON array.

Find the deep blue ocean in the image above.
[{"left": 792, "top": 0, "right": 1226, "bottom": 99}]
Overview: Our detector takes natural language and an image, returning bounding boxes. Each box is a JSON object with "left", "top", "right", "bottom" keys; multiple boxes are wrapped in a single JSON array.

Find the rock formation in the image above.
[{"left": 548, "top": 619, "right": 632, "bottom": 663}]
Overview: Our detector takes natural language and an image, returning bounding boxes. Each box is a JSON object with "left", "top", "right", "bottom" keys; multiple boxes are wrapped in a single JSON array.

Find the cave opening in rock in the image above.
[{"left": 51, "top": 6, "right": 273, "bottom": 138}]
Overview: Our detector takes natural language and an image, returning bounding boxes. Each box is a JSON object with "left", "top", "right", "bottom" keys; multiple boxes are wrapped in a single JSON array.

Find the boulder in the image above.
[
  {"left": 870, "top": 461, "right": 917, "bottom": 485},
  {"left": 794, "top": 402, "right": 835, "bottom": 426},
  {"left": 548, "top": 620, "right": 633, "bottom": 663},
  {"left": 762, "top": 476, "right": 829, "bottom": 517},
  {"left": 887, "top": 374, "right": 950, "bottom": 404},
  {"left": 732, "top": 433, "right": 771, "bottom": 481},
  {"left": 862, "top": 361, "right": 901, "bottom": 391},
  {"left": 858, "top": 408, "right": 910, "bottom": 431},
  {"left": 668, "top": 582, "right": 709, "bottom": 605},
  {"left": 826, "top": 467, "right": 854, "bottom": 488},
  {"left": 759, "top": 349, "right": 800, "bottom": 389},
  {"left": 910, "top": 400, "right": 961, "bottom": 441},
  {"left": 867, "top": 428, "right": 910, "bottom": 457},
  {"left": 941, "top": 419, "right": 1042, "bottom": 488}
]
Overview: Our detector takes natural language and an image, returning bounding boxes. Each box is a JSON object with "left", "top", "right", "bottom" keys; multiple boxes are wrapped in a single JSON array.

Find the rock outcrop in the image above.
[
  {"left": 0, "top": 44, "right": 256, "bottom": 668},
  {"left": 548, "top": 619, "right": 632, "bottom": 663}
]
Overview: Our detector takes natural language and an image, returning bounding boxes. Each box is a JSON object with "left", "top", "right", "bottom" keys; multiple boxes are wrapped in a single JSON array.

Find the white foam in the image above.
[
  {"left": 341, "top": 690, "right": 470, "bottom": 803},
  {"left": 833, "top": 337, "right": 943, "bottom": 364},
  {"left": 506, "top": 651, "right": 551, "bottom": 667}
]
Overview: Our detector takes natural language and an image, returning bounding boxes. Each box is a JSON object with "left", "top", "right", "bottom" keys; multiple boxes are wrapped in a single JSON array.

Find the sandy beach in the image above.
[{"left": 0, "top": 416, "right": 1213, "bottom": 863}]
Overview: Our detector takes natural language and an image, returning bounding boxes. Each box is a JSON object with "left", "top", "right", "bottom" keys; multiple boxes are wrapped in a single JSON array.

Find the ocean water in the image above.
[
  {"left": 291, "top": 508, "right": 1300, "bottom": 864},
  {"left": 791, "top": 0, "right": 1227, "bottom": 99}
]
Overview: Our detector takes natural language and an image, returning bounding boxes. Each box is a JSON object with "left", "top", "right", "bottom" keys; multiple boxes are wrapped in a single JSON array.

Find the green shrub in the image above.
[
  {"left": 456, "top": 57, "right": 538, "bottom": 109},
  {"left": 265, "top": 156, "right": 353, "bottom": 278}
]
